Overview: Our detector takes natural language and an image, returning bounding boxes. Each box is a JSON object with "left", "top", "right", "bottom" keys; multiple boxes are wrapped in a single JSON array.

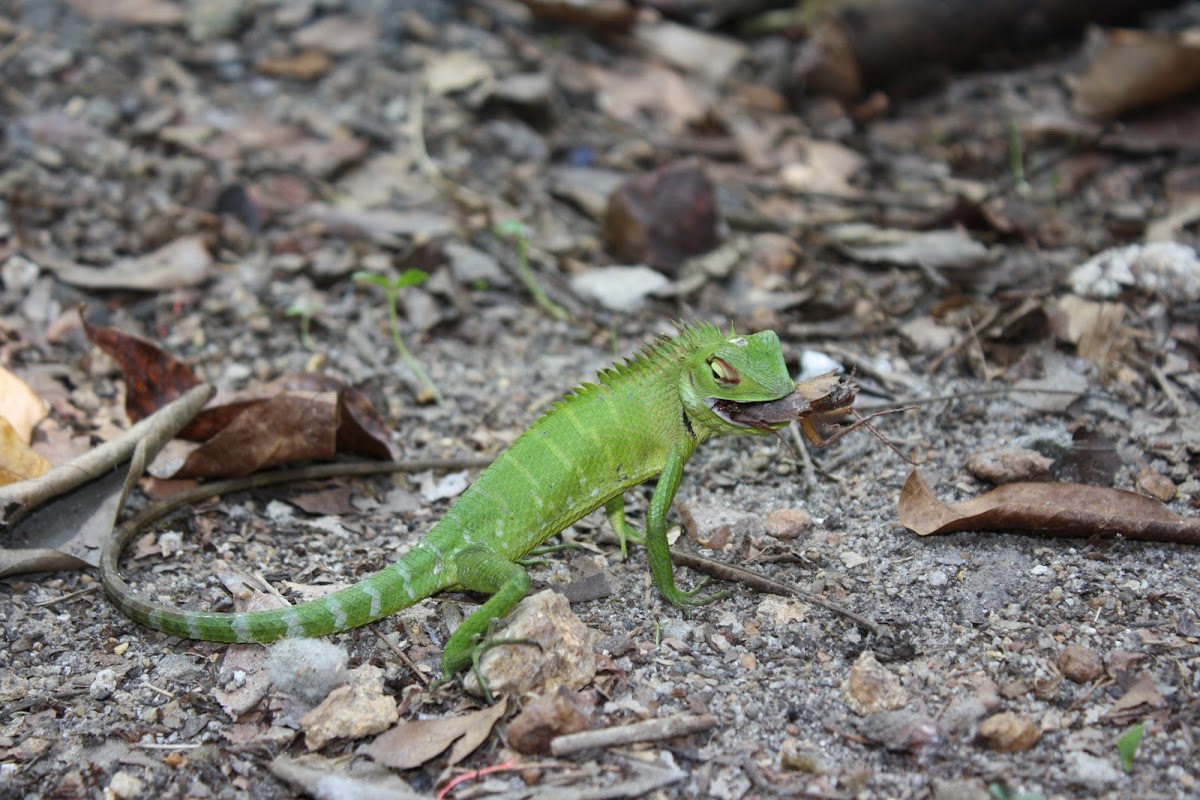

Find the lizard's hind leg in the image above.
[{"left": 439, "top": 546, "right": 532, "bottom": 680}]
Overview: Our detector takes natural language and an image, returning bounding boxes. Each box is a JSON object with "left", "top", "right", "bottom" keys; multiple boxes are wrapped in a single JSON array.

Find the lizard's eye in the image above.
[{"left": 709, "top": 357, "right": 740, "bottom": 386}]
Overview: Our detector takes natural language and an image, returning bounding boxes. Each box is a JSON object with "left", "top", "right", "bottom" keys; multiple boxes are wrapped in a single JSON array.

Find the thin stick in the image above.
[
  {"left": 669, "top": 550, "right": 879, "bottom": 634},
  {"left": 550, "top": 713, "right": 717, "bottom": 756}
]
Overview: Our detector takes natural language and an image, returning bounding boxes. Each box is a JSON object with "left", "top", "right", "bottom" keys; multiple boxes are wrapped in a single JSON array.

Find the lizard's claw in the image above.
[{"left": 661, "top": 577, "right": 730, "bottom": 608}]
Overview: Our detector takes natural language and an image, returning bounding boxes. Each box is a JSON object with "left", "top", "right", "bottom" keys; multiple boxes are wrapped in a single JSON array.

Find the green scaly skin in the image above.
[{"left": 101, "top": 323, "right": 796, "bottom": 679}]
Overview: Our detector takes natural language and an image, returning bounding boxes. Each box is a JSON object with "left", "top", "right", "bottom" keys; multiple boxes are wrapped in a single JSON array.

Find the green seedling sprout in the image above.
[
  {"left": 495, "top": 219, "right": 570, "bottom": 321},
  {"left": 1117, "top": 721, "right": 1145, "bottom": 773},
  {"left": 1008, "top": 120, "right": 1030, "bottom": 195},
  {"left": 354, "top": 268, "right": 442, "bottom": 404},
  {"left": 988, "top": 782, "right": 1044, "bottom": 800},
  {"left": 285, "top": 301, "right": 318, "bottom": 351}
]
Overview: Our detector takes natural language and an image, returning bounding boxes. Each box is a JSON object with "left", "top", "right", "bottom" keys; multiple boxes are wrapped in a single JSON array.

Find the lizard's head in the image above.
[{"left": 683, "top": 329, "right": 794, "bottom": 436}]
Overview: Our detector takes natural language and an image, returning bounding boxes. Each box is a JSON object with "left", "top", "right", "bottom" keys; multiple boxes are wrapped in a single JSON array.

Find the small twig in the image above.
[
  {"left": 408, "top": 81, "right": 488, "bottom": 211},
  {"left": 138, "top": 742, "right": 201, "bottom": 750},
  {"left": 668, "top": 550, "right": 879, "bottom": 635},
  {"left": 34, "top": 584, "right": 100, "bottom": 607},
  {"left": 373, "top": 629, "right": 430, "bottom": 688},
  {"left": 1150, "top": 364, "right": 1190, "bottom": 417},
  {"left": 141, "top": 681, "right": 176, "bottom": 700},
  {"left": 741, "top": 753, "right": 850, "bottom": 800},
  {"left": 550, "top": 712, "right": 717, "bottom": 756}
]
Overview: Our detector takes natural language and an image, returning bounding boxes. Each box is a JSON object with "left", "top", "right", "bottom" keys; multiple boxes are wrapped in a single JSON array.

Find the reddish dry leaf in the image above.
[
  {"left": 338, "top": 387, "right": 400, "bottom": 460},
  {"left": 85, "top": 318, "right": 397, "bottom": 472},
  {"left": 175, "top": 392, "right": 338, "bottom": 479},
  {"left": 83, "top": 316, "right": 201, "bottom": 424},
  {"left": 898, "top": 469, "right": 1200, "bottom": 545},
  {"left": 362, "top": 701, "right": 507, "bottom": 770}
]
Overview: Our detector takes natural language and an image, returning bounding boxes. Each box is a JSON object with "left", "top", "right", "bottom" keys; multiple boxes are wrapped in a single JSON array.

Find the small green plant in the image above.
[
  {"left": 495, "top": 219, "right": 570, "bottom": 321},
  {"left": 1117, "top": 721, "right": 1145, "bottom": 773},
  {"left": 354, "top": 268, "right": 441, "bottom": 404},
  {"left": 1008, "top": 120, "right": 1030, "bottom": 195},
  {"left": 988, "top": 782, "right": 1044, "bottom": 800},
  {"left": 285, "top": 301, "right": 318, "bottom": 351}
]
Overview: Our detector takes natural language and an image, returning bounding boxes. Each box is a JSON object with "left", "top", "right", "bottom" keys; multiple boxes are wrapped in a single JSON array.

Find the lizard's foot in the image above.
[
  {"left": 469, "top": 623, "right": 543, "bottom": 704},
  {"left": 614, "top": 523, "right": 645, "bottom": 559},
  {"left": 659, "top": 576, "right": 730, "bottom": 608}
]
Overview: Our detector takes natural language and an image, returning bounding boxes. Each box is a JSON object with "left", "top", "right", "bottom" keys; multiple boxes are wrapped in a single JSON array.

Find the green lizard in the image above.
[{"left": 101, "top": 322, "right": 835, "bottom": 680}]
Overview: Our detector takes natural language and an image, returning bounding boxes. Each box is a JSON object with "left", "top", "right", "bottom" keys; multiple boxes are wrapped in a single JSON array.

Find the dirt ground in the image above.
[{"left": 1, "top": 2, "right": 1198, "bottom": 799}]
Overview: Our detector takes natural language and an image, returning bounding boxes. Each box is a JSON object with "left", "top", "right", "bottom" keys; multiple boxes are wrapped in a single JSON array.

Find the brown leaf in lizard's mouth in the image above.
[{"left": 710, "top": 372, "right": 857, "bottom": 431}]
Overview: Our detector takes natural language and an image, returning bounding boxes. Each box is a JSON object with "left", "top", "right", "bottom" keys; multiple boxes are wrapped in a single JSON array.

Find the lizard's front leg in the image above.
[{"left": 645, "top": 446, "right": 728, "bottom": 608}]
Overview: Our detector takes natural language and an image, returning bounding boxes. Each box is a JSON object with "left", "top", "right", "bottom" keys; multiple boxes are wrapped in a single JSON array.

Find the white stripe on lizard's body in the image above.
[{"left": 101, "top": 323, "right": 820, "bottom": 681}]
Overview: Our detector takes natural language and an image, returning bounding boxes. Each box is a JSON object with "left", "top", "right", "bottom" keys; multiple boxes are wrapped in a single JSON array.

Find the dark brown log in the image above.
[{"left": 795, "top": 0, "right": 1185, "bottom": 99}]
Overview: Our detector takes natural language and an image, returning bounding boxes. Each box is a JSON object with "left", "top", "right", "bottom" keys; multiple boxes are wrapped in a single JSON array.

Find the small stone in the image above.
[
  {"left": 569, "top": 265, "right": 668, "bottom": 312},
  {"left": 603, "top": 161, "right": 719, "bottom": 273},
  {"left": 1064, "top": 750, "right": 1124, "bottom": 790},
  {"left": 965, "top": 448, "right": 1054, "bottom": 484},
  {"left": 465, "top": 590, "right": 597, "bottom": 698},
  {"left": 1058, "top": 645, "right": 1103, "bottom": 684},
  {"left": 977, "top": 712, "right": 1040, "bottom": 752},
  {"left": 89, "top": 668, "right": 118, "bottom": 701},
  {"left": 843, "top": 651, "right": 907, "bottom": 715},
  {"left": 299, "top": 664, "right": 398, "bottom": 750},
  {"left": 107, "top": 771, "right": 144, "bottom": 799},
  {"left": 764, "top": 508, "right": 813, "bottom": 539},
  {"left": 506, "top": 686, "right": 593, "bottom": 754},
  {"left": 857, "top": 710, "right": 941, "bottom": 751},
  {"left": 780, "top": 739, "right": 826, "bottom": 773},
  {"left": 1135, "top": 465, "right": 1177, "bottom": 501}
]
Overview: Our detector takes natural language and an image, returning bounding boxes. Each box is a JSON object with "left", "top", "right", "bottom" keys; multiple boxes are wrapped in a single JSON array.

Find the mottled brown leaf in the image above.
[
  {"left": 338, "top": 387, "right": 400, "bottom": 460},
  {"left": 175, "top": 392, "right": 338, "bottom": 478},
  {"left": 362, "top": 701, "right": 506, "bottom": 770},
  {"left": 898, "top": 469, "right": 1200, "bottom": 545},
  {"left": 83, "top": 315, "right": 200, "bottom": 423}
]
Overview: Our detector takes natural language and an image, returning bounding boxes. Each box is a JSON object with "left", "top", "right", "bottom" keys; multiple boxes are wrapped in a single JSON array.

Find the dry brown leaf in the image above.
[
  {"left": 64, "top": 0, "right": 184, "bottom": 25},
  {"left": 0, "top": 367, "right": 49, "bottom": 442},
  {"left": 83, "top": 315, "right": 202, "bottom": 424},
  {"left": 39, "top": 235, "right": 213, "bottom": 291},
  {"left": 176, "top": 392, "right": 338, "bottom": 479},
  {"left": 0, "top": 385, "right": 213, "bottom": 575},
  {"left": 1073, "top": 27, "right": 1200, "bottom": 119},
  {"left": 0, "top": 417, "right": 52, "bottom": 486},
  {"left": 291, "top": 15, "right": 380, "bottom": 56},
  {"left": 362, "top": 701, "right": 507, "bottom": 770},
  {"left": 898, "top": 469, "right": 1200, "bottom": 545},
  {"left": 1103, "top": 674, "right": 1166, "bottom": 721}
]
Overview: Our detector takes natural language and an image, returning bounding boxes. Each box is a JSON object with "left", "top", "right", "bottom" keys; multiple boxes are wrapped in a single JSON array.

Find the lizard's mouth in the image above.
[{"left": 706, "top": 397, "right": 764, "bottom": 428}]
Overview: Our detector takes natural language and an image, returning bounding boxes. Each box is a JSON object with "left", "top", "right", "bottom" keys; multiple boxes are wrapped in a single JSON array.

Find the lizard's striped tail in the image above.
[{"left": 101, "top": 528, "right": 450, "bottom": 643}]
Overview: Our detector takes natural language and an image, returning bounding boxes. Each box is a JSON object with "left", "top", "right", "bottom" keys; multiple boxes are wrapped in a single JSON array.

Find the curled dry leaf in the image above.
[
  {"left": 711, "top": 371, "right": 856, "bottom": 430},
  {"left": 0, "top": 417, "right": 52, "bottom": 486},
  {"left": 362, "top": 701, "right": 506, "bottom": 770},
  {"left": 83, "top": 314, "right": 201, "bottom": 424},
  {"left": 0, "top": 366, "right": 50, "bottom": 442},
  {"left": 40, "top": 235, "right": 213, "bottom": 291},
  {"left": 898, "top": 470, "right": 1200, "bottom": 545},
  {"left": 85, "top": 317, "right": 398, "bottom": 477}
]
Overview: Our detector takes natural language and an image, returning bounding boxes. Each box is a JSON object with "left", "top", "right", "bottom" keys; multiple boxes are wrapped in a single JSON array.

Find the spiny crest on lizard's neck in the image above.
[
  {"left": 567, "top": 321, "right": 727, "bottom": 396},
  {"left": 538, "top": 322, "right": 727, "bottom": 419},
  {"left": 597, "top": 321, "right": 726, "bottom": 386}
]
